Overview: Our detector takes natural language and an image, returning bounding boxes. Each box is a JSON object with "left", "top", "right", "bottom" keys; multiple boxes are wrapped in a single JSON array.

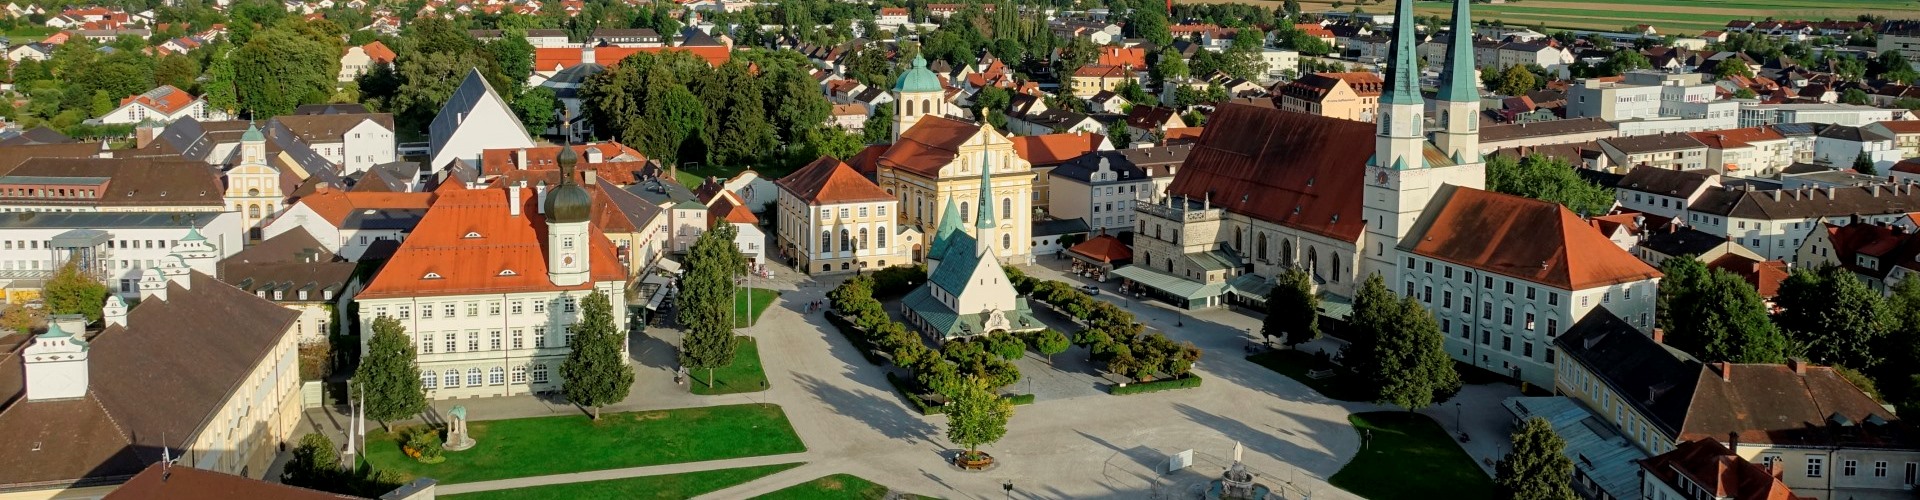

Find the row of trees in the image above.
[
  {"left": 826, "top": 273, "right": 1024, "bottom": 398},
  {"left": 1009, "top": 269, "right": 1204, "bottom": 381},
  {"left": 1486, "top": 153, "right": 1617, "bottom": 217}
]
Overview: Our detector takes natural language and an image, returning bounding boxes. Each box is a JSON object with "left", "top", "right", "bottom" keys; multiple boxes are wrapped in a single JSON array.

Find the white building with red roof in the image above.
[
  {"left": 356, "top": 148, "right": 627, "bottom": 399},
  {"left": 776, "top": 155, "right": 920, "bottom": 274},
  {"left": 98, "top": 85, "right": 226, "bottom": 126}
]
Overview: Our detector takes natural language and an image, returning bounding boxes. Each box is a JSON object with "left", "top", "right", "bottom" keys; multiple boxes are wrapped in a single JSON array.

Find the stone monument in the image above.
[
  {"left": 1206, "top": 442, "right": 1272, "bottom": 499},
  {"left": 444, "top": 406, "right": 476, "bottom": 451}
]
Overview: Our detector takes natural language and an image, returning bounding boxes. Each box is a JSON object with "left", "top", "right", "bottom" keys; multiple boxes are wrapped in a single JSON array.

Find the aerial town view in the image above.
[{"left": 5, "top": 0, "right": 1920, "bottom": 498}]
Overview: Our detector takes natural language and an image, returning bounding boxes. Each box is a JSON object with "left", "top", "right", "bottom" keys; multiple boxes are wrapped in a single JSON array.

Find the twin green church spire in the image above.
[{"left": 1382, "top": 0, "right": 1478, "bottom": 105}]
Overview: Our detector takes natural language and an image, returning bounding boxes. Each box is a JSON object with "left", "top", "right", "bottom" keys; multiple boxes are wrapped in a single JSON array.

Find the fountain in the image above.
[{"left": 1205, "top": 442, "right": 1273, "bottom": 499}]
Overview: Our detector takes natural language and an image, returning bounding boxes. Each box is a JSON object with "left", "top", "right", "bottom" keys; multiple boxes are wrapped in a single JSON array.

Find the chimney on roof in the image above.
[
  {"left": 581, "top": 43, "right": 596, "bottom": 65},
  {"left": 1789, "top": 357, "right": 1807, "bottom": 374},
  {"left": 22, "top": 321, "right": 88, "bottom": 402},
  {"left": 1650, "top": 327, "right": 1666, "bottom": 344},
  {"left": 535, "top": 183, "right": 549, "bottom": 214},
  {"left": 584, "top": 170, "right": 598, "bottom": 186},
  {"left": 102, "top": 295, "right": 127, "bottom": 329},
  {"left": 516, "top": 148, "right": 528, "bottom": 170},
  {"left": 1728, "top": 431, "right": 1741, "bottom": 454},
  {"left": 1772, "top": 189, "right": 1781, "bottom": 201},
  {"left": 1874, "top": 184, "right": 1883, "bottom": 197},
  {"left": 1713, "top": 361, "right": 1733, "bottom": 382},
  {"left": 508, "top": 183, "right": 522, "bottom": 216},
  {"left": 96, "top": 141, "right": 111, "bottom": 158},
  {"left": 585, "top": 145, "right": 603, "bottom": 164},
  {"left": 1826, "top": 186, "right": 1837, "bottom": 199}
]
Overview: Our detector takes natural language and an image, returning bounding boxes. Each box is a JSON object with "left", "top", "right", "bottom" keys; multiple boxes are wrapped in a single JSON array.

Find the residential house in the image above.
[
  {"left": 1864, "top": 120, "right": 1920, "bottom": 159},
  {"left": 1009, "top": 131, "right": 1109, "bottom": 215},
  {"left": 259, "top": 186, "right": 434, "bottom": 261},
  {"left": 705, "top": 189, "right": 766, "bottom": 266},
  {"left": 1598, "top": 133, "right": 1709, "bottom": 172},
  {"left": 1047, "top": 145, "right": 1190, "bottom": 233},
  {"left": 1278, "top": 72, "right": 1383, "bottom": 123},
  {"left": 1632, "top": 223, "right": 1764, "bottom": 267},
  {"left": 1797, "top": 220, "right": 1920, "bottom": 293},
  {"left": 1124, "top": 106, "right": 1187, "bottom": 143},
  {"left": 270, "top": 113, "right": 397, "bottom": 174},
  {"left": 1689, "top": 125, "right": 1796, "bottom": 176},
  {"left": 338, "top": 41, "right": 395, "bottom": 82},
  {"left": 775, "top": 155, "right": 917, "bottom": 273},
  {"left": 1812, "top": 123, "right": 1899, "bottom": 170},
  {"left": 1639, "top": 439, "right": 1810, "bottom": 500},
  {"left": 217, "top": 227, "right": 358, "bottom": 344},
  {"left": 1069, "top": 64, "right": 1131, "bottom": 98},
  {"left": 98, "top": 85, "right": 226, "bottom": 125}
]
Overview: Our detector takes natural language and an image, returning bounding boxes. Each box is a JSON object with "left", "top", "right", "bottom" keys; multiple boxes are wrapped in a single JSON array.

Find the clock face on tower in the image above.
[
  {"left": 1374, "top": 169, "right": 1391, "bottom": 186},
  {"left": 562, "top": 254, "right": 576, "bottom": 267}
]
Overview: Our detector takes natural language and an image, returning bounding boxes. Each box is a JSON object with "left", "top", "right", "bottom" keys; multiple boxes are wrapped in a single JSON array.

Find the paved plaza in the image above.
[{"left": 300, "top": 257, "right": 1520, "bottom": 499}]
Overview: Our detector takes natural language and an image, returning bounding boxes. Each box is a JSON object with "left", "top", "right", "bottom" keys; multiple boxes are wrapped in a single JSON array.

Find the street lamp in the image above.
[{"left": 1002, "top": 480, "right": 1013, "bottom": 498}]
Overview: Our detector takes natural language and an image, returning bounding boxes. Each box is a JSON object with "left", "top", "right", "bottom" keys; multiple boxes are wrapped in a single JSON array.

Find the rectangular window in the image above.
[
  {"left": 1808, "top": 456, "right": 1824, "bottom": 478},
  {"left": 467, "top": 332, "right": 480, "bottom": 351},
  {"left": 1502, "top": 336, "right": 1512, "bottom": 352},
  {"left": 490, "top": 330, "right": 502, "bottom": 350},
  {"left": 1483, "top": 302, "right": 1492, "bottom": 320},
  {"left": 421, "top": 334, "right": 434, "bottom": 354},
  {"left": 421, "top": 304, "right": 434, "bottom": 319},
  {"left": 1875, "top": 461, "right": 1887, "bottom": 477},
  {"left": 512, "top": 329, "right": 525, "bottom": 349},
  {"left": 466, "top": 303, "right": 479, "bottom": 317},
  {"left": 534, "top": 301, "right": 546, "bottom": 313},
  {"left": 1405, "top": 257, "right": 1414, "bottom": 269},
  {"left": 443, "top": 303, "right": 456, "bottom": 317},
  {"left": 511, "top": 301, "right": 523, "bottom": 315},
  {"left": 1905, "top": 462, "right": 1917, "bottom": 485},
  {"left": 1548, "top": 292, "right": 1559, "bottom": 306},
  {"left": 1525, "top": 313, "right": 1536, "bottom": 330},
  {"left": 397, "top": 306, "right": 410, "bottom": 319},
  {"left": 1547, "top": 318, "right": 1559, "bottom": 336},
  {"left": 1603, "top": 292, "right": 1612, "bottom": 303},
  {"left": 1504, "top": 282, "right": 1514, "bottom": 294},
  {"left": 1845, "top": 460, "right": 1857, "bottom": 477},
  {"left": 1523, "top": 341, "right": 1533, "bottom": 357},
  {"left": 445, "top": 336, "right": 457, "bottom": 352},
  {"left": 489, "top": 301, "right": 502, "bottom": 316},
  {"left": 1481, "top": 330, "right": 1490, "bottom": 345},
  {"left": 1443, "top": 291, "right": 1453, "bottom": 308},
  {"left": 1424, "top": 261, "right": 1432, "bottom": 274},
  {"left": 1483, "top": 276, "right": 1492, "bottom": 289},
  {"left": 535, "top": 327, "right": 548, "bottom": 348},
  {"left": 1526, "top": 287, "right": 1535, "bottom": 300},
  {"left": 1423, "top": 286, "right": 1432, "bottom": 303},
  {"left": 564, "top": 297, "right": 577, "bottom": 313},
  {"left": 1503, "top": 307, "right": 1513, "bottom": 326},
  {"left": 1444, "top": 266, "right": 1453, "bottom": 279}
]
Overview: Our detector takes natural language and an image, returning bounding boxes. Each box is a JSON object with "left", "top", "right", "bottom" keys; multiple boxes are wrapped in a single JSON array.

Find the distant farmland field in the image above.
[{"left": 1174, "top": 0, "right": 1920, "bottom": 36}]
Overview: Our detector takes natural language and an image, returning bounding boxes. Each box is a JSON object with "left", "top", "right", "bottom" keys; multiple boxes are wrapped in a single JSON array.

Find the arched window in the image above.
[
  {"left": 443, "top": 371, "right": 460, "bottom": 387},
  {"left": 906, "top": 100, "right": 915, "bottom": 115},
  {"left": 1002, "top": 233, "right": 1010, "bottom": 249},
  {"left": 922, "top": 98, "right": 931, "bottom": 115},
  {"left": 1331, "top": 255, "right": 1342, "bottom": 283},
  {"left": 1233, "top": 227, "right": 1243, "bottom": 251},
  {"left": 858, "top": 228, "right": 869, "bottom": 249},
  {"left": 1257, "top": 233, "right": 1269, "bottom": 261},
  {"left": 489, "top": 367, "right": 505, "bottom": 385},
  {"left": 960, "top": 201, "right": 970, "bottom": 222},
  {"left": 877, "top": 227, "right": 887, "bottom": 249},
  {"left": 821, "top": 230, "right": 830, "bottom": 251},
  {"left": 840, "top": 229, "right": 852, "bottom": 252},
  {"left": 248, "top": 204, "right": 260, "bottom": 218},
  {"left": 1283, "top": 239, "right": 1295, "bottom": 267},
  {"left": 421, "top": 370, "right": 437, "bottom": 389},
  {"left": 1307, "top": 247, "right": 1319, "bottom": 277},
  {"left": 247, "top": 188, "right": 260, "bottom": 197},
  {"left": 1002, "top": 198, "right": 1011, "bottom": 219},
  {"left": 466, "top": 368, "right": 483, "bottom": 386}
]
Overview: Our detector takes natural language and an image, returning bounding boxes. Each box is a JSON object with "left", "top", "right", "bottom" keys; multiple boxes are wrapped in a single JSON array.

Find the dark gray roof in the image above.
[
  {"left": 1033, "top": 218, "right": 1091, "bottom": 237},
  {"left": 1050, "top": 145, "right": 1192, "bottom": 183},
  {"left": 1616, "top": 166, "right": 1715, "bottom": 196},
  {"left": 1479, "top": 117, "right": 1613, "bottom": 142},
  {"left": 351, "top": 162, "right": 419, "bottom": 193},
  {"left": 1602, "top": 133, "right": 1707, "bottom": 154},
  {"left": 1639, "top": 226, "right": 1731, "bottom": 257},
  {"left": 429, "top": 70, "right": 529, "bottom": 164},
  {"left": 1690, "top": 184, "right": 1920, "bottom": 219},
  {"left": 0, "top": 211, "right": 225, "bottom": 229},
  {"left": 1769, "top": 122, "right": 1819, "bottom": 137},
  {"left": 624, "top": 176, "right": 698, "bottom": 206},
  {"left": 0, "top": 126, "right": 73, "bottom": 146},
  {"left": 342, "top": 208, "right": 426, "bottom": 231},
  {"left": 601, "top": 182, "right": 663, "bottom": 233},
  {"left": 1553, "top": 307, "right": 1701, "bottom": 440},
  {"left": 151, "top": 117, "right": 251, "bottom": 162},
  {"left": 293, "top": 103, "right": 372, "bottom": 115},
  {"left": 1816, "top": 123, "right": 1894, "bottom": 142},
  {"left": 217, "top": 227, "right": 355, "bottom": 303}
]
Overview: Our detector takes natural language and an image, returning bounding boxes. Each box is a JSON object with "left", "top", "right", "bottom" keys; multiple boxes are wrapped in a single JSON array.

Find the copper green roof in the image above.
[
  {"left": 1381, "top": 0, "right": 1422, "bottom": 106},
  {"left": 241, "top": 123, "right": 264, "bottom": 142},
  {"left": 894, "top": 55, "right": 943, "bottom": 93},
  {"left": 1437, "top": 0, "right": 1479, "bottom": 102},
  {"left": 926, "top": 196, "right": 967, "bottom": 260}
]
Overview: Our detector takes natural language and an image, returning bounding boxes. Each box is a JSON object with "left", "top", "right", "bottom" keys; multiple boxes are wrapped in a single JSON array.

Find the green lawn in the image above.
[
  {"left": 753, "top": 474, "right": 892, "bottom": 500},
  {"left": 1246, "top": 350, "right": 1369, "bottom": 402},
  {"left": 1332, "top": 412, "right": 1493, "bottom": 500},
  {"left": 691, "top": 336, "right": 769, "bottom": 395},
  {"left": 735, "top": 287, "right": 779, "bottom": 327},
  {"left": 445, "top": 463, "right": 804, "bottom": 500},
  {"left": 365, "top": 403, "right": 806, "bottom": 484}
]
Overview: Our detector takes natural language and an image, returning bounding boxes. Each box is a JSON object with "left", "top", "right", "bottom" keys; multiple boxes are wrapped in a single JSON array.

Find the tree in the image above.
[
  {"left": 44, "top": 260, "right": 108, "bottom": 322},
  {"left": 488, "top": 34, "right": 536, "bottom": 88},
  {"left": 1711, "top": 60, "right": 1754, "bottom": 80},
  {"left": 354, "top": 316, "right": 428, "bottom": 427},
  {"left": 1496, "top": 64, "right": 1537, "bottom": 97},
  {"left": 679, "top": 222, "right": 746, "bottom": 388},
  {"left": 1283, "top": 0, "right": 1302, "bottom": 16},
  {"left": 1856, "top": 154, "right": 1878, "bottom": 176},
  {"left": 1658, "top": 259, "right": 1790, "bottom": 364},
  {"left": 153, "top": 54, "right": 200, "bottom": 93},
  {"left": 1345, "top": 274, "right": 1460, "bottom": 409},
  {"left": 232, "top": 24, "right": 340, "bottom": 117},
  {"left": 1775, "top": 265, "right": 1889, "bottom": 369},
  {"left": 945, "top": 375, "right": 1012, "bottom": 460},
  {"left": 281, "top": 433, "right": 341, "bottom": 490},
  {"left": 1263, "top": 267, "right": 1319, "bottom": 348},
  {"left": 1034, "top": 329, "right": 1071, "bottom": 364},
  {"left": 1486, "top": 154, "right": 1616, "bottom": 216},
  {"left": 1734, "top": 88, "right": 1758, "bottom": 99},
  {"left": 1493, "top": 417, "right": 1577, "bottom": 500},
  {"left": 1602, "top": 50, "right": 1649, "bottom": 75},
  {"left": 514, "top": 85, "right": 557, "bottom": 136},
  {"left": 1106, "top": 120, "right": 1133, "bottom": 146},
  {"left": 1152, "top": 48, "right": 1190, "bottom": 85},
  {"left": 1841, "top": 88, "right": 1871, "bottom": 105},
  {"left": 0, "top": 304, "right": 47, "bottom": 335},
  {"left": 862, "top": 103, "right": 894, "bottom": 144},
  {"left": 561, "top": 291, "right": 632, "bottom": 420}
]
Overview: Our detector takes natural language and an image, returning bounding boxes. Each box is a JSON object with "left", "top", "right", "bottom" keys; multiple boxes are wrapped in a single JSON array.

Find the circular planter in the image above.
[{"left": 953, "top": 451, "right": 996, "bottom": 470}]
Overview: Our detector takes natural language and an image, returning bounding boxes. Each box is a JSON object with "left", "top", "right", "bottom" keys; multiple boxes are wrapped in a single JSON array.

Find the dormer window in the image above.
[
  {"left": 498, "top": 269, "right": 518, "bottom": 276},
  {"left": 464, "top": 231, "right": 482, "bottom": 238},
  {"left": 423, "top": 272, "right": 443, "bottom": 279}
]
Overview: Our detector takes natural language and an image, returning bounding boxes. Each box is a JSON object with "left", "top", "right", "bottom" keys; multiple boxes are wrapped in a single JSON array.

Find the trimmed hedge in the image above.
[
  {"left": 887, "top": 372, "right": 1036, "bottom": 415},
  {"left": 1007, "top": 393, "right": 1036, "bottom": 406},
  {"left": 824, "top": 312, "right": 889, "bottom": 366},
  {"left": 1109, "top": 375, "right": 1204, "bottom": 395}
]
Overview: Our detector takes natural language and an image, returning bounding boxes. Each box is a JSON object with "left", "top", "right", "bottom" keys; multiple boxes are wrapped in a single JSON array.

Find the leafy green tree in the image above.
[
  {"left": 44, "top": 260, "right": 107, "bottom": 322},
  {"left": 514, "top": 86, "right": 557, "bottom": 136},
  {"left": 1659, "top": 259, "right": 1790, "bottom": 364},
  {"left": 354, "top": 316, "right": 428, "bottom": 427},
  {"left": 1263, "top": 267, "right": 1319, "bottom": 348},
  {"left": 281, "top": 433, "right": 340, "bottom": 489},
  {"left": 1602, "top": 50, "right": 1649, "bottom": 75},
  {"left": 1486, "top": 154, "right": 1616, "bottom": 216},
  {"left": 1494, "top": 417, "right": 1578, "bottom": 500},
  {"left": 232, "top": 23, "right": 340, "bottom": 117},
  {"left": 154, "top": 54, "right": 200, "bottom": 93},
  {"left": 1841, "top": 88, "right": 1872, "bottom": 105},
  {"left": 1712, "top": 60, "right": 1754, "bottom": 79},
  {"left": 561, "top": 291, "right": 632, "bottom": 420},
  {"left": 88, "top": 90, "right": 113, "bottom": 118},
  {"left": 1033, "top": 329, "right": 1071, "bottom": 364},
  {"left": 488, "top": 34, "right": 536, "bottom": 88},
  {"left": 1107, "top": 120, "right": 1133, "bottom": 146},
  {"left": 1734, "top": 88, "right": 1759, "bottom": 99},
  {"left": 1130, "top": 7, "right": 1172, "bottom": 46},
  {"left": 1345, "top": 274, "right": 1460, "bottom": 409},
  {"left": 1496, "top": 64, "right": 1537, "bottom": 97},
  {"left": 863, "top": 103, "right": 895, "bottom": 144},
  {"left": 679, "top": 222, "right": 746, "bottom": 388},
  {"left": 945, "top": 375, "right": 1013, "bottom": 460},
  {"left": 1775, "top": 265, "right": 1889, "bottom": 369},
  {"left": 1152, "top": 48, "right": 1190, "bottom": 85}
]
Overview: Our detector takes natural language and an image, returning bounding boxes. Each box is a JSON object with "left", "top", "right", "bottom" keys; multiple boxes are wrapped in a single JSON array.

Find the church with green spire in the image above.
[{"left": 900, "top": 155, "right": 1043, "bottom": 341}]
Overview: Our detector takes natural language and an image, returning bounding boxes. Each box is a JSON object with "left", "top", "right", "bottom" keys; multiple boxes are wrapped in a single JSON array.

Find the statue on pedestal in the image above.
[{"left": 443, "top": 406, "right": 477, "bottom": 451}]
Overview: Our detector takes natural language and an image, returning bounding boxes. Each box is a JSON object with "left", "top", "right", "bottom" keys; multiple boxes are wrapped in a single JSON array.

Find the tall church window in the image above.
[
  {"left": 1002, "top": 198, "right": 1011, "bottom": 219},
  {"left": 922, "top": 99, "right": 931, "bottom": 115},
  {"left": 907, "top": 100, "right": 915, "bottom": 115},
  {"left": 858, "top": 228, "right": 869, "bottom": 249},
  {"left": 1282, "top": 239, "right": 1294, "bottom": 266},
  {"left": 877, "top": 227, "right": 887, "bottom": 249},
  {"left": 1331, "top": 255, "right": 1342, "bottom": 283},
  {"left": 820, "top": 231, "right": 831, "bottom": 252},
  {"left": 1002, "top": 234, "right": 1010, "bottom": 249},
  {"left": 960, "top": 202, "right": 970, "bottom": 223},
  {"left": 1233, "top": 227, "right": 1243, "bottom": 251},
  {"left": 840, "top": 229, "right": 852, "bottom": 252},
  {"left": 1307, "top": 247, "right": 1319, "bottom": 278},
  {"left": 249, "top": 204, "right": 260, "bottom": 218},
  {"left": 1257, "top": 233, "right": 1269, "bottom": 262}
]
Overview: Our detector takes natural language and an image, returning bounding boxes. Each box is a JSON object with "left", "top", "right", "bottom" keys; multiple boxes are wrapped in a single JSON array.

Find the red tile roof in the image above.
[
  {"left": 359, "top": 40, "right": 396, "bottom": 63},
  {"left": 1068, "top": 234, "right": 1131, "bottom": 262},
  {"left": 1010, "top": 132, "right": 1106, "bottom": 167},
  {"left": 1096, "top": 46, "right": 1146, "bottom": 71},
  {"left": 778, "top": 155, "right": 894, "bottom": 205},
  {"left": 119, "top": 85, "right": 196, "bottom": 114},
  {"left": 479, "top": 143, "right": 647, "bottom": 177},
  {"left": 1875, "top": 120, "right": 1920, "bottom": 134},
  {"left": 875, "top": 115, "right": 982, "bottom": 178},
  {"left": 707, "top": 190, "right": 758, "bottom": 226},
  {"left": 107, "top": 463, "right": 356, "bottom": 499},
  {"left": 1167, "top": 104, "right": 1372, "bottom": 241},
  {"left": 533, "top": 45, "right": 730, "bottom": 71},
  {"left": 1687, "top": 126, "right": 1787, "bottom": 149},
  {"left": 358, "top": 186, "right": 625, "bottom": 299},
  {"left": 287, "top": 187, "right": 435, "bottom": 227},
  {"left": 1893, "top": 158, "right": 1920, "bottom": 175},
  {"left": 1072, "top": 64, "right": 1128, "bottom": 79},
  {"left": 1640, "top": 439, "right": 1809, "bottom": 500},
  {"left": 1681, "top": 362, "right": 1902, "bottom": 448},
  {"left": 1407, "top": 186, "right": 1663, "bottom": 290},
  {"left": 1706, "top": 253, "right": 1788, "bottom": 298}
]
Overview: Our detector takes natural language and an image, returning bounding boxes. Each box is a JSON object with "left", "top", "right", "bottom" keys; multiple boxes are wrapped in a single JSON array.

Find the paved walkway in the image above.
[
  {"left": 301, "top": 257, "right": 1518, "bottom": 499},
  {"left": 434, "top": 452, "right": 813, "bottom": 495}
]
